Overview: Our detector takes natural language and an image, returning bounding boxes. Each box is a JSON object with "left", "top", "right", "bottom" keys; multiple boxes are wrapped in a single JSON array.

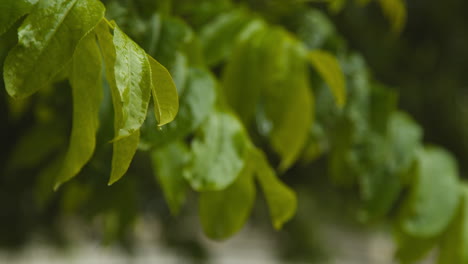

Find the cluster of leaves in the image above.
[{"left": 1, "top": 0, "right": 468, "bottom": 263}]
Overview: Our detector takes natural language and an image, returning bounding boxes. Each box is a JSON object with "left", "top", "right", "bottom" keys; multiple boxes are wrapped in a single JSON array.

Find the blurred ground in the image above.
[{"left": 0, "top": 219, "right": 434, "bottom": 264}]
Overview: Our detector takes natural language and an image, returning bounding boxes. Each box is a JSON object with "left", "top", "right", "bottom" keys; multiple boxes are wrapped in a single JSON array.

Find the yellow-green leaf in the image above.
[
  {"left": 251, "top": 148, "right": 297, "bottom": 230},
  {"left": 109, "top": 131, "right": 140, "bottom": 185},
  {"left": 147, "top": 55, "right": 178, "bottom": 126},
  {"left": 54, "top": 31, "right": 103, "bottom": 189},
  {"left": 95, "top": 21, "right": 142, "bottom": 185},
  {"left": 307, "top": 50, "right": 346, "bottom": 108},
  {"left": 258, "top": 28, "right": 314, "bottom": 171},
  {"left": 112, "top": 24, "right": 152, "bottom": 139},
  {"left": 4, "top": 0, "right": 105, "bottom": 99}
]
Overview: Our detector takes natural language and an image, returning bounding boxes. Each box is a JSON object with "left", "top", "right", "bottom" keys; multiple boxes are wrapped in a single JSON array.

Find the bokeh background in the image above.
[{"left": 1, "top": 0, "right": 466, "bottom": 263}]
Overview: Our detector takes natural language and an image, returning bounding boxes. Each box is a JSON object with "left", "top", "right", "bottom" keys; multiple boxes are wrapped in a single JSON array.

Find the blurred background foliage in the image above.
[{"left": 1, "top": 0, "right": 468, "bottom": 263}]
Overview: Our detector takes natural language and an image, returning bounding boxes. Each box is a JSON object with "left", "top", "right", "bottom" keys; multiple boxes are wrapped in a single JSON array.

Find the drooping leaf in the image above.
[
  {"left": 269, "top": 78, "right": 314, "bottom": 171},
  {"left": 147, "top": 55, "right": 178, "bottom": 126},
  {"left": 54, "top": 32, "right": 102, "bottom": 189},
  {"left": 199, "top": 160, "right": 256, "bottom": 239},
  {"left": 4, "top": 0, "right": 105, "bottom": 99},
  {"left": 151, "top": 142, "right": 190, "bottom": 215},
  {"left": 199, "top": 9, "right": 253, "bottom": 66},
  {"left": 398, "top": 146, "right": 461, "bottom": 238},
  {"left": 184, "top": 111, "right": 249, "bottom": 191},
  {"left": 95, "top": 21, "right": 142, "bottom": 185},
  {"left": 251, "top": 148, "right": 297, "bottom": 230},
  {"left": 0, "top": 0, "right": 38, "bottom": 36},
  {"left": 437, "top": 184, "right": 468, "bottom": 264},
  {"left": 265, "top": 31, "right": 314, "bottom": 171},
  {"left": 112, "top": 24, "right": 152, "bottom": 139},
  {"left": 140, "top": 68, "right": 216, "bottom": 148},
  {"left": 109, "top": 132, "right": 140, "bottom": 185},
  {"left": 307, "top": 50, "right": 346, "bottom": 108},
  {"left": 222, "top": 25, "right": 266, "bottom": 125}
]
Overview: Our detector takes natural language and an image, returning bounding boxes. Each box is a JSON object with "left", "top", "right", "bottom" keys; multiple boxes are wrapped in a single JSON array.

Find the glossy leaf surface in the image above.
[{"left": 4, "top": 0, "right": 105, "bottom": 98}]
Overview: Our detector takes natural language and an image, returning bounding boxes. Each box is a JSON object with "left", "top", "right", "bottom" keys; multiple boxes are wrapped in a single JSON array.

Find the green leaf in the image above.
[
  {"left": 438, "top": 184, "right": 468, "bottom": 264},
  {"left": 199, "top": 9, "right": 252, "bottom": 66},
  {"left": 112, "top": 24, "right": 152, "bottom": 139},
  {"left": 0, "top": 0, "right": 38, "bottom": 36},
  {"left": 109, "top": 131, "right": 140, "bottom": 185},
  {"left": 251, "top": 148, "right": 297, "bottom": 229},
  {"left": 307, "top": 50, "right": 346, "bottom": 108},
  {"left": 95, "top": 21, "right": 142, "bottom": 185},
  {"left": 54, "top": 32, "right": 102, "bottom": 189},
  {"left": 269, "top": 78, "right": 314, "bottom": 171},
  {"left": 151, "top": 142, "right": 190, "bottom": 215},
  {"left": 184, "top": 111, "right": 249, "bottom": 191},
  {"left": 249, "top": 28, "right": 314, "bottom": 171},
  {"left": 359, "top": 112, "right": 422, "bottom": 220},
  {"left": 399, "top": 146, "right": 461, "bottom": 238},
  {"left": 222, "top": 27, "right": 265, "bottom": 125},
  {"left": 199, "top": 160, "right": 256, "bottom": 239},
  {"left": 4, "top": 0, "right": 105, "bottom": 99},
  {"left": 141, "top": 68, "right": 216, "bottom": 148},
  {"left": 147, "top": 55, "right": 178, "bottom": 126},
  {"left": 387, "top": 112, "right": 422, "bottom": 180}
]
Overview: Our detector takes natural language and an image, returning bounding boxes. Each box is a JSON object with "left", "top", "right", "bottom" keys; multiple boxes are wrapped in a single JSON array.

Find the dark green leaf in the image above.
[{"left": 0, "top": 0, "right": 38, "bottom": 36}]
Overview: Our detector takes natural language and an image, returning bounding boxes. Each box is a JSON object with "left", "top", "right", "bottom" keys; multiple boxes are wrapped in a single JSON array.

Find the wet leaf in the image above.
[{"left": 4, "top": 0, "right": 105, "bottom": 98}]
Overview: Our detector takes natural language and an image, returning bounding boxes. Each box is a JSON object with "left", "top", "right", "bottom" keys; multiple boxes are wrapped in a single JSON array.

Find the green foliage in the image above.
[
  {"left": 151, "top": 142, "right": 190, "bottom": 215},
  {"left": 184, "top": 111, "right": 249, "bottom": 191},
  {"left": 199, "top": 160, "right": 256, "bottom": 239},
  {"left": 1, "top": 1, "right": 467, "bottom": 263},
  {"left": 0, "top": 0, "right": 38, "bottom": 36},
  {"left": 4, "top": 0, "right": 105, "bottom": 99},
  {"left": 55, "top": 32, "right": 103, "bottom": 188}
]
